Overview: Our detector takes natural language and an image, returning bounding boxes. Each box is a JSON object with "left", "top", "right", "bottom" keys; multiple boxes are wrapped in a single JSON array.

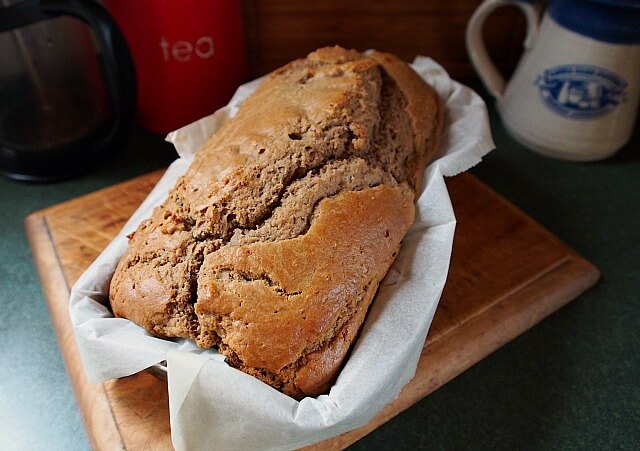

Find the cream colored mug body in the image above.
[{"left": 466, "top": 0, "right": 640, "bottom": 161}]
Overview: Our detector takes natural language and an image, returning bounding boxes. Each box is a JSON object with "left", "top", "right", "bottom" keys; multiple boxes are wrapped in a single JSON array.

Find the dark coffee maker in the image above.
[{"left": 0, "top": 0, "right": 135, "bottom": 182}]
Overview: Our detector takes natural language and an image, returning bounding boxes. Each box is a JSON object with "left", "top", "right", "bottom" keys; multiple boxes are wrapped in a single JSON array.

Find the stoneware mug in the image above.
[{"left": 467, "top": 0, "right": 640, "bottom": 161}]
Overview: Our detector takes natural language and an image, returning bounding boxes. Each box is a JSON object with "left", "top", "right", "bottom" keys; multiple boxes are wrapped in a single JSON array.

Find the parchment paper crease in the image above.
[{"left": 69, "top": 56, "right": 494, "bottom": 450}]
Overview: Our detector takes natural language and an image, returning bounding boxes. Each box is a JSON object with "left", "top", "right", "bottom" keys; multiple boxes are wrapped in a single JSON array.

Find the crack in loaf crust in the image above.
[{"left": 109, "top": 46, "right": 443, "bottom": 399}]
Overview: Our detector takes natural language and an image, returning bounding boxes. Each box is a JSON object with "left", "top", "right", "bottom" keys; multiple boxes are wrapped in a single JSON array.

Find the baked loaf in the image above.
[{"left": 109, "top": 46, "right": 443, "bottom": 398}]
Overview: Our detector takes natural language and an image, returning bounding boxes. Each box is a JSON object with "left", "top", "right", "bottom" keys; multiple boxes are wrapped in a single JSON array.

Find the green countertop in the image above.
[{"left": 0, "top": 96, "right": 638, "bottom": 450}]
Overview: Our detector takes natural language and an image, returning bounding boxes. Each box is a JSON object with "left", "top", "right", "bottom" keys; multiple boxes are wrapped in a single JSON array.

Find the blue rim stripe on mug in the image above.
[{"left": 548, "top": 0, "right": 640, "bottom": 44}]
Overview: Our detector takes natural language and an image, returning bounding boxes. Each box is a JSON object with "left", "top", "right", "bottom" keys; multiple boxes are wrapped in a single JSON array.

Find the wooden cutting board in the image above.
[{"left": 25, "top": 171, "right": 598, "bottom": 450}]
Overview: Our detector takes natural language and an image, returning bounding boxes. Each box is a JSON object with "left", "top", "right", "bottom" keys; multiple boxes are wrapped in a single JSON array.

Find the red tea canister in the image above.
[{"left": 105, "top": 0, "right": 247, "bottom": 133}]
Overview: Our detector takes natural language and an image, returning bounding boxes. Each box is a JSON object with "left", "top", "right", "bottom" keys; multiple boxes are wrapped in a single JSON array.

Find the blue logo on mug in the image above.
[{"left": 535, "top": 64, "right": 627, "bottom": 120}]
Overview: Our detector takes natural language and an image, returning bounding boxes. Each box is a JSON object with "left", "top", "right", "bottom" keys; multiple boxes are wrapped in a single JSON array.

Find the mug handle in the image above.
[{"left": 466, "top": 0, "right": 540, "bottom": 102}]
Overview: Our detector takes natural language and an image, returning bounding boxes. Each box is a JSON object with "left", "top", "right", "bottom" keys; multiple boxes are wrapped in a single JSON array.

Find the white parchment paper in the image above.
[{"left": 69, "top": 56, "right": 494, "bottom": 450}]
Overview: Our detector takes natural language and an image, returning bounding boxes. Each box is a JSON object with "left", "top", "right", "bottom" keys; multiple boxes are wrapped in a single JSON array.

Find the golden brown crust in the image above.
[
  {"left": 109, "top": 46, "right": 443, "bottom": 398},
  {"left": 195, "top": 185, "right": 414, "bottom": 396},
  {"left": 270, "top": 51, "right": 444, "bottom": 396}
]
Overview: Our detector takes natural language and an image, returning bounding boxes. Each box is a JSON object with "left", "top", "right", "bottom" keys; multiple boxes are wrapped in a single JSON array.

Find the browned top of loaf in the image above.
[
  {"left": 196, "top": 184, "right": 414, "bottom": 371},
  {"left": 109, "top": 46, "right": 442, "bottom": 398}
]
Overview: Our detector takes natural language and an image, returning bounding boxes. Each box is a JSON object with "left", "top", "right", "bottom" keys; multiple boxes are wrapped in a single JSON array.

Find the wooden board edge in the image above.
[
  {"left": 27, "top": 170, "right": 164, "bottom": 220},
  {"left": 24, "top": 213, "right": 127, "bottom": 451},
  {"left": 305, "top": 254, "right": 599, "bottom": 450}
]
